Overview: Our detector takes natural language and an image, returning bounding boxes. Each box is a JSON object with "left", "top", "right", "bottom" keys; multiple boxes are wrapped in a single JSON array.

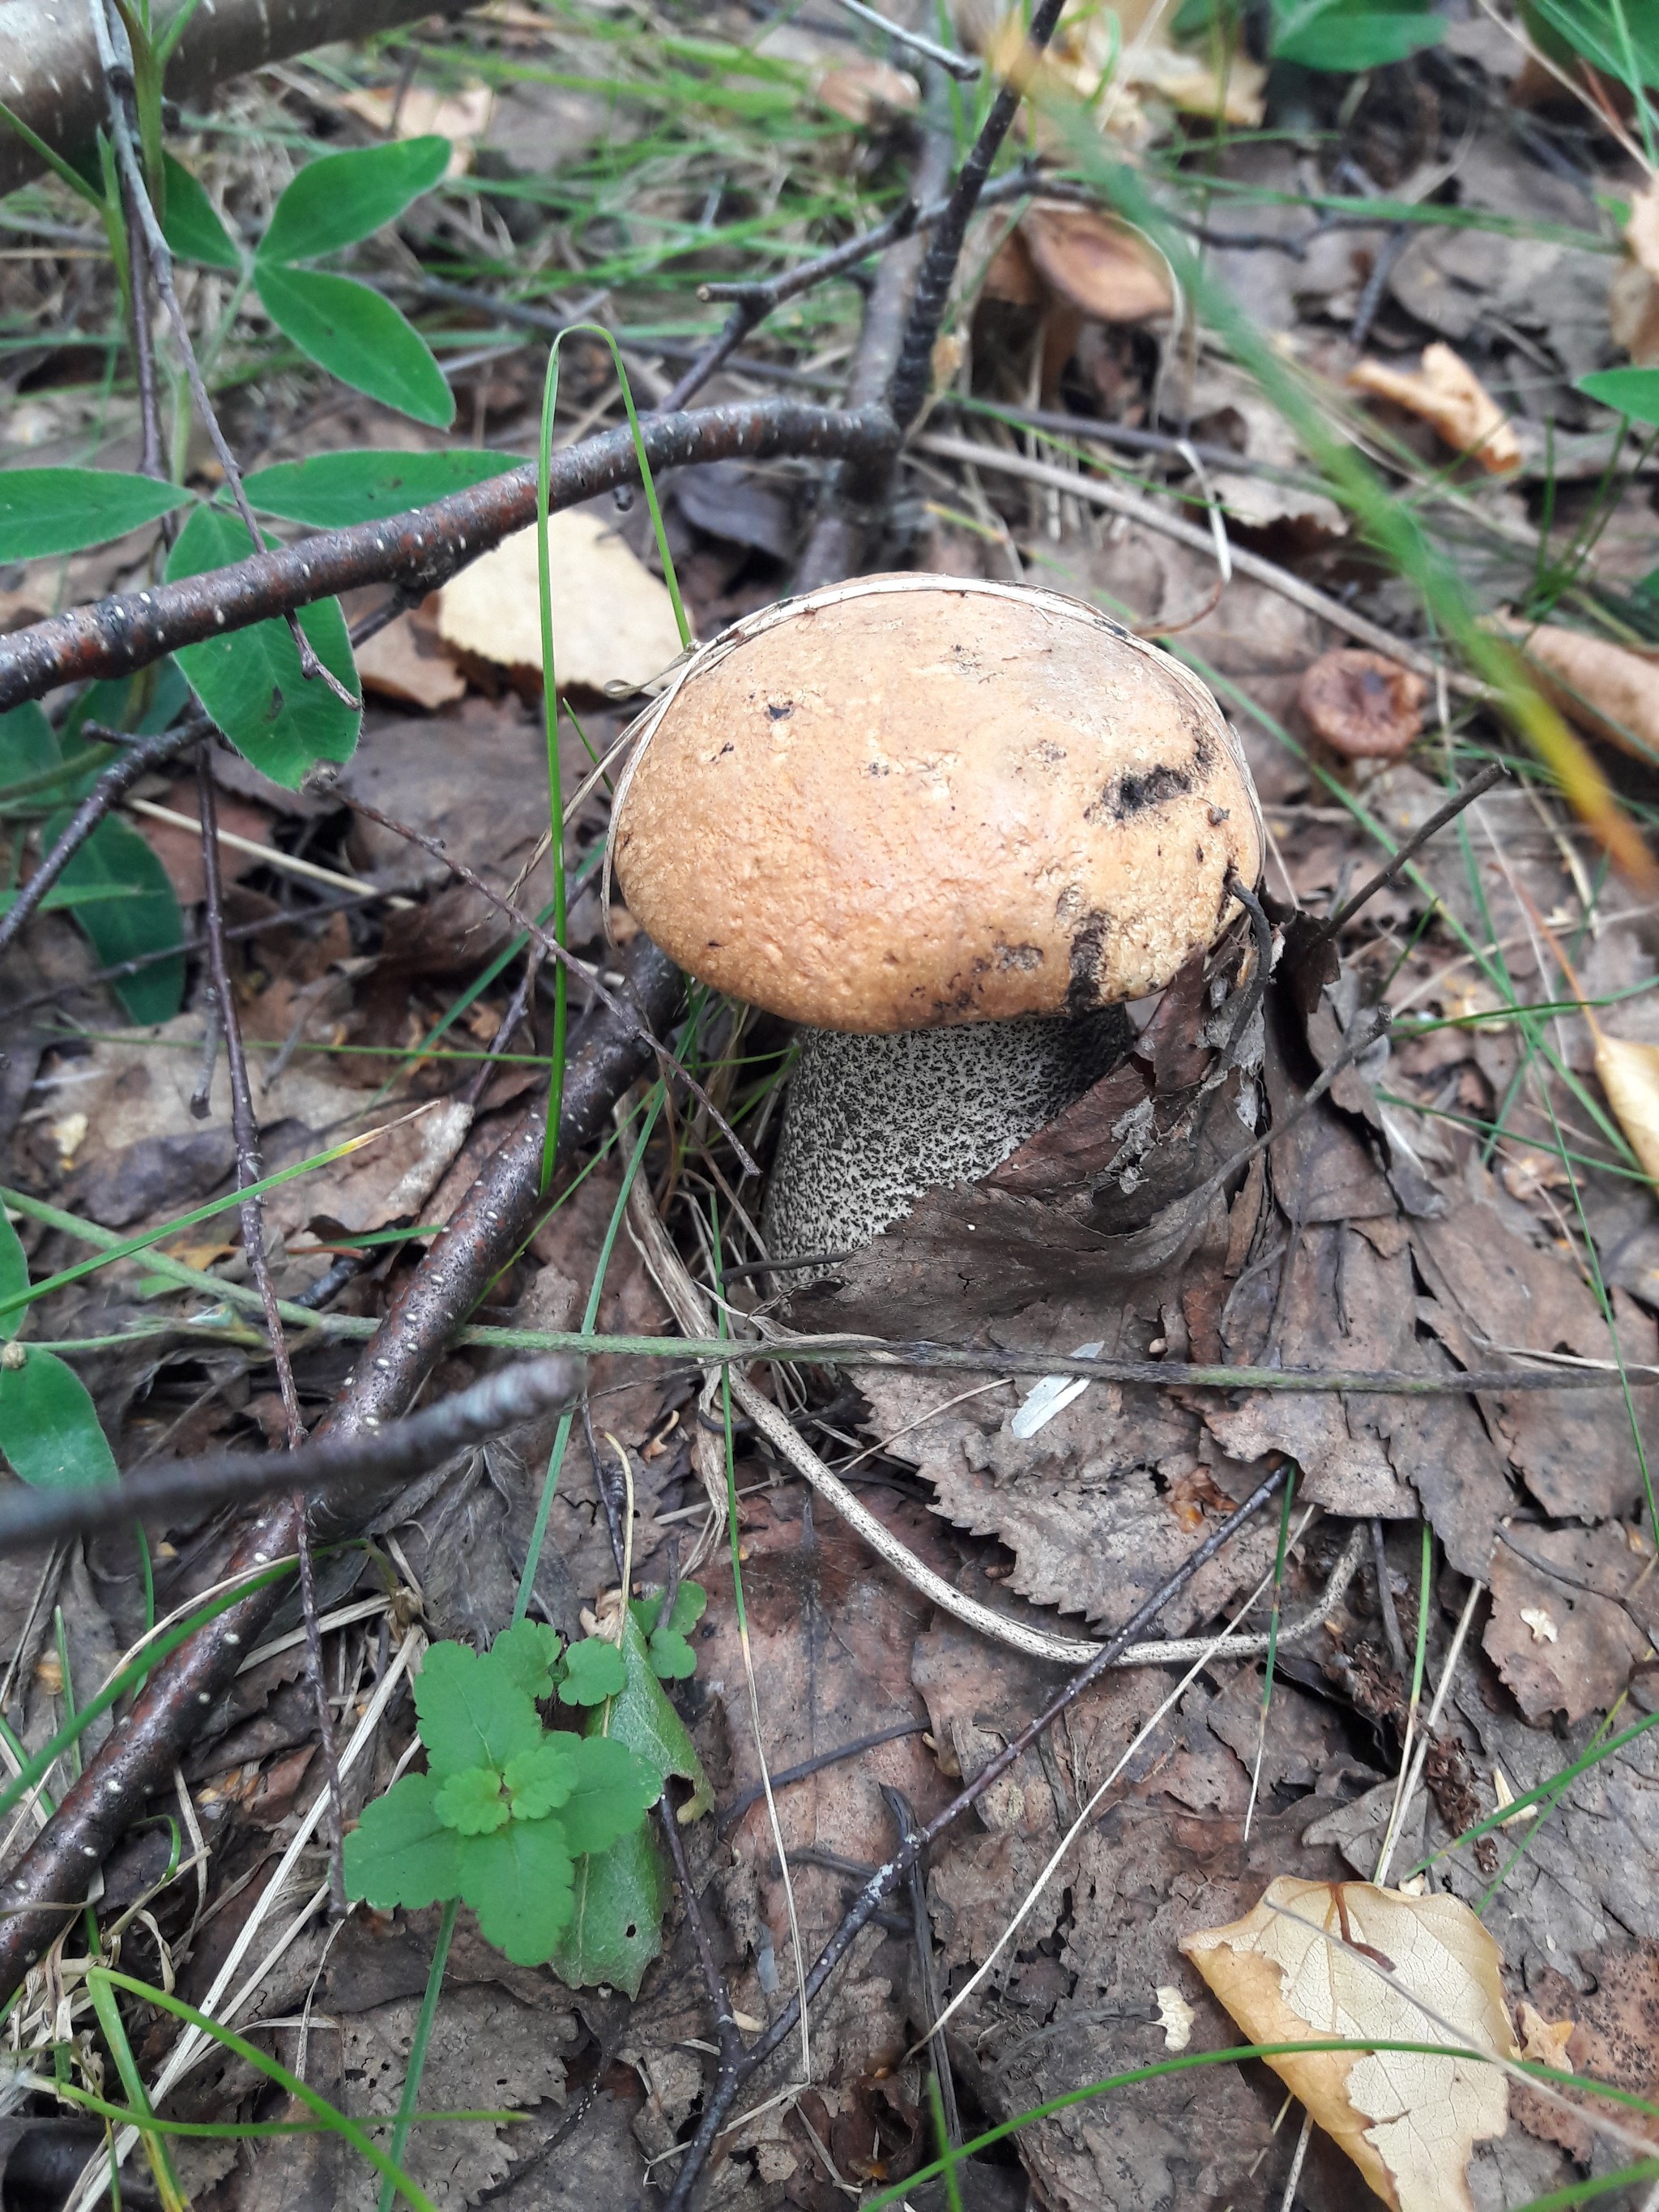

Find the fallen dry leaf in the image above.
[
  {"left": 1595, "top": 1031, "right": 1659, "bottom": 1184},
  {"left": 1516, "top": 2001, "right": 1575, "bottom": 2071},
  {"left": 436, "top": 506, "right": 685, "bottom": 697},
  {"left": 1503, "top": 617, "right": 1659, "bottom": 764},
  {"left": 1155, "top": 1984, "right": 1196, "bottom": 2050},
  {"left": 1018, "top": 202, "right": 1172, "bottom": 322},
  {"left": 1180, "top": 1876, "right": 1516, "bottom": 2212},
  {"left": 812, "top": 57, "right": 919, "bottom": 123},
  {"left": 1609, "top": 180, "right": 1659, "bottom": 367},
  {"left": 337, "top": 83, "right": 494, "bottom": 174},
  {"left": 354, "top": 607, "right": 467, "bottom": 710},
  {"left": 1298, "top": 648, "right": 1427, "bottom": 760},
  {"left": 1350, "top": 344, "right": 1521, "bottom": 474}
]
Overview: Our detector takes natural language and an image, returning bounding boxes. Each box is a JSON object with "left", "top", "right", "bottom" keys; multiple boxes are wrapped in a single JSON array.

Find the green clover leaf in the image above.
[
  {"left": 343, "top": 1772, "right": 462, "bottom": 1910},
  {"left": 503, "top": 1737, "right": 581, "bottom": 1821},
  {"left": 416, "top": 1642, "right": 542, "bottom": 1777},
  {"left": 557, "top": 1637, "right": 629, "bottom": 1707},
  {"left": 631, "top": 1582, "right": 707, "bottom": 1681},
  {"left": 433, "top": 1765, "right": 511, "bottom": 1836},
  {"left": 489, "top": 1619, "right": 565, "bottom": 1705},
  {"left": 457, "top": 1817, "right": 576, "bottom": 1966}
]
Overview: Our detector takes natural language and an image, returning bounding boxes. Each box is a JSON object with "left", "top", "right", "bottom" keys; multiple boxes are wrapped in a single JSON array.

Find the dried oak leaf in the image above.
[
  {"left": 1181, "top": 1877, "right": 1517, "bottom": 2212},
  {"left": 1298, "top": 649, "right": 1427, "bottom": 761},
  {"left": 1349, "top": 344, "right": 1521, "bottom": 474}
]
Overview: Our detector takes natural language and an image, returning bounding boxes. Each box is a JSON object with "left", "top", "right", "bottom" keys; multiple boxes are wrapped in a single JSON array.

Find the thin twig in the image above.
[
  {"left": 0, "top": 720, "right": 207, "bottom": 963},
  {"left": 196, "top": 756, "right": 347, "bottom": 1919},
  {"left": 1323, "top": 761, "right": 1508, "bottom": 937},
  {"left": 826, "top": 0, "right": 979, "bottom": 79}
]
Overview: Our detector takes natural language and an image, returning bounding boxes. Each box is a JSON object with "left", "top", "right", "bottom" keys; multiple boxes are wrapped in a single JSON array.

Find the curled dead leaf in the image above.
[
  {"left": 1180, "top": 1876, "right": 1516, "bottom": 2212},
  {"left": 338, "top": 83, "right": 494, "bottom": 174},
  {"left": 1609, "top": 181, "right": 1659, "bottom": 368},
  {"left": 1500, "top": 617, "right": 1659, "bottom": 765},
  {"left": 1592, "top": 1031, "right": 1659, "bottom": 1185},
  {"left": 1298, "top": 648, "right": 1427, "bottom": 760},
  {"left": 436, "top": 506, "right": 685, "bottom": 698},
  {"left": 1349, "top": 344, "right": 1521, "bottom": 474}
]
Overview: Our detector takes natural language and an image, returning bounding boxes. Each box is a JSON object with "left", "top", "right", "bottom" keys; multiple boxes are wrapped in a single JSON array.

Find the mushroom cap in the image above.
[{"left": 612, "top": 574, "right": 1264, "bottom": 1032}]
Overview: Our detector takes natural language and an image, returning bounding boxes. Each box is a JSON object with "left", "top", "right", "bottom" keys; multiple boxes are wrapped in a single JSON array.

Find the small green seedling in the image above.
[
  {"left": 631, "top": 1582, "right": 708, "bottom": 1681},
  {"left": 344, "top": 1598, "right": 706, "bottom": 1971}
]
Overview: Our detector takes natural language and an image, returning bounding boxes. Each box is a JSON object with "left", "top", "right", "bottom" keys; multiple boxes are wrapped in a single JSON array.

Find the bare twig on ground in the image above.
[
  {"left": 196, "top": 754, "right": 348, "bottom": 1916},
  {"left": 0, "top": 719, "right": 208, "bottom": 962},
  {"left": 0, "top": 403, "right": 897, "bottom": 711},
  {"left": 1324, "top": 761, "right": 1508, "bottom": 936}
]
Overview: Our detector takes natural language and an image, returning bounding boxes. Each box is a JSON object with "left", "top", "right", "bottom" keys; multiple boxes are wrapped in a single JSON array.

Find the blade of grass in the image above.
[{"left": 375, "top": 1899, "right": 458, "bottom": 2212}]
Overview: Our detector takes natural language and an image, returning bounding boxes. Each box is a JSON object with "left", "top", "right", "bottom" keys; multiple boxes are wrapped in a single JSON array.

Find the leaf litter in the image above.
[{"left": 6, "top": 4, "right": 1659, "bottom": 2208}]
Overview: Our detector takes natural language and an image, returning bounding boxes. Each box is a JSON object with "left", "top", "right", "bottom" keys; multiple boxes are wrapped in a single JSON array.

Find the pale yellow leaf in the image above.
[
  {"left": 1179, "top": 1876, "right": 1516, "bottom": 2212},
  {"left": 1505, "top": 619, "right": 1659, "bottom": 764},
  {"left": 436, "top": 507, "right": 685, "bottom": 697},
  {"left": 1609, "top": 181, "right": 1659, "bottom": 367},
  {"left": 1519, "top": 1605, "right": 1559, "bottom": 1644},
  {"left": 1349, "top": 344, "right": 1521, "bottom": 474},
  {"left": 1593, "top": 1031, "right": 1659, "bottom": 1185},
  {"left": 337, "top": 83, "right": 494, "bottom": 174}
]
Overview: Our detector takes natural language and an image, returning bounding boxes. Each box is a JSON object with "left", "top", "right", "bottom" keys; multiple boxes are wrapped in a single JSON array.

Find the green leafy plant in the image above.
[
  {"left": 1579, "top": 367, "right": 1659, "bottom": 425},
  {"left": 167, "top": 137, "right": 456, "bottom": 427},
  {"left": 343, "top": 1603, "right": 708, "bottom": 1973},
  {"left": 0, "top": 1206, "right": 117, "bottom": 1492},
  {"left": 1269, "top": 0, "right": 1443, "bottom": 71}
]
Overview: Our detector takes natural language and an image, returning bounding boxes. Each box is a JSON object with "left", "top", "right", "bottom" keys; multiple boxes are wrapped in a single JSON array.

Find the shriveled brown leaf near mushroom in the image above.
[
  {"left": 1299, "top": 648, "right": 1428, "bottom": 761},
  {"left": 1181, "top": 1877, "right": 1517, "bottom": 2212},
  {"left": 1349, "top": 344, "right": 1522, "bottom": 474},
  {"left": 1498, "top": 616, "right": 1659, "bottom": 765}
]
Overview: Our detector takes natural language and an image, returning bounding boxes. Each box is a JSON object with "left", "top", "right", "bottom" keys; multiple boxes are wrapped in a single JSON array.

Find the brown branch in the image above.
[
  {"left": 0, "top": 0, "right": 473, "bottom": 198},
  {"left": 0, "top": 402, "right": 897, "bottom": 713},
  {"left": 0, "top": 929, "right": 684, "bottom": 2001}
]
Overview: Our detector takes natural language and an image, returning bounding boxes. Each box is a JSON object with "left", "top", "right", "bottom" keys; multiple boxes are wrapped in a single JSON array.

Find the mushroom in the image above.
[
  {"left": 1298, "top": 647, "right": 1427, "bottom": 762},
  {"left": 610, "top": 574, "right": 1264, "bottom": 1266}
]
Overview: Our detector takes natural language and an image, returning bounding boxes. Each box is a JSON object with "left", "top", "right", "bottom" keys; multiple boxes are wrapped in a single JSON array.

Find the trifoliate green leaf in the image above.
[
  {"left": 458, "top": 1817, "right": 575, "bottom": 1966},
  {"left": 434, "top": 1764, "right": 510, "bottom": 1836},
  {"left": 415, "top": 1641, "right": 542, "bottom": 1778},
  {"left": 504, "top": 1736, "right": 582, "bottom": 1821},
  {"left": 557, "top": 1736, "right": 662, "bottom": 1856},
  {"left": 490, "top": 1619, "right": 565, "bottom": 1704},
  {"left": 343, "top": 1771, "right": 463, "bottom": 1910},
  {"left": 558, "top": 1637, "right": 629, "bottom": 1707},
  {"left": 631, "top": 1582, "right": 707, "bottom": 1681}
]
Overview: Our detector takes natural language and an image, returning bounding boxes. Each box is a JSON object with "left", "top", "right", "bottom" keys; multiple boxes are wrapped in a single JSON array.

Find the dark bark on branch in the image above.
[
  {"left": 0, "top": 402, "right": 897, "bottom": 711},
  {"left": 0, "top": 930, "right": 684, "bottom": 2002},
  {"left": 0, "top": 1351, "right": 585, "bottom": 1552},
  {"left": 0, "top": 0, "right": 472, "bottom": 198}
]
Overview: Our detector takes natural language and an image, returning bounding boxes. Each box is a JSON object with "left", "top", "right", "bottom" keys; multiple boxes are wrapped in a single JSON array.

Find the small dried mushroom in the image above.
[
  {"left": 612, "top": 574, "right": 1264, "bottom": 1263},
  {"left": 1299, "top": 648, "right": 1427, "bottom": 761}
]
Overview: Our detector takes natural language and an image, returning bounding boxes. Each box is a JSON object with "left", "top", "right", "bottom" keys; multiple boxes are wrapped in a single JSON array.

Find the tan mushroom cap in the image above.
[{"left": 612, "top": 574, "right": 1264, "bottom": 1033}]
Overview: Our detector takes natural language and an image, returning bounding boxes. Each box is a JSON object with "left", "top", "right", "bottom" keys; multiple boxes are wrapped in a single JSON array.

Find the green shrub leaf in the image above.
[
  {"left": 556, "top": 1735, "right": 661, "bottom": 1856},
  {"left": 489, "top": 1619, "right": 565, "bottom": 1705},
  {"left": 258, "top": 136, "right": 451, "bottom": 267},
  {"left": 1271, "top": 0, "right": 1442, "bottom": 69},
  {"left": 551, "top": 1823, "right": 667, "bottom": 1999},
  {"left": 166, "top": 505, "right": 360, "bottom": 788},
  {"left": 458, "top": 1816, "right": 575, "bottom": 1966},
  {"left": 0, "top": 468, "right": 192, "bottom": 563},
  {"left": 0, "top": 701, "right": 58, "bottom": 782},
  {"left": 41, "top": 812, "right": 185, "bottom": 1026},
  {"left": 243, "top": 448, "right": 515, "bottom": 527},
  {"left": 343, "top": 1771, "right": 463, "bottom": 1909},
  {"left": 254, "top": 264, "right": 454, "bottom": 429},
  {"left": 1579, "top": 368, "right": 1659, "bottom": 427},
  {"left": 0, "top": 1346, "right": 118, "bottom": 1488},
  {"left": 162, "top": 154, "right": 240, "bottom": 269}
]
